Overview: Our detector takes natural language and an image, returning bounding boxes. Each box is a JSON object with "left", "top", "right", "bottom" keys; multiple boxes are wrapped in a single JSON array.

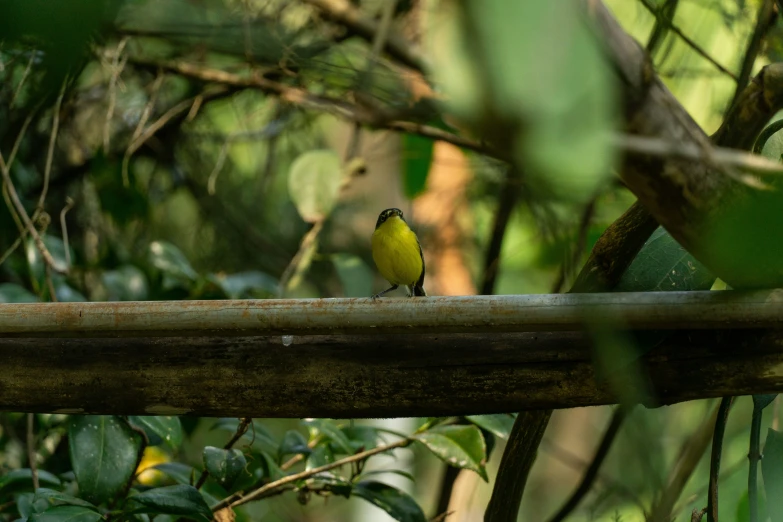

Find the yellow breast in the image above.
[{"left": 371, "top": 216, "right": 423, "bottom": 286}]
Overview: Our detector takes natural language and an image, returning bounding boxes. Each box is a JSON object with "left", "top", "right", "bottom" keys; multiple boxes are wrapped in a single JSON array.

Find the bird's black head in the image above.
[{"left": 375, "top": 208, "right": 403, "bottom": 229}]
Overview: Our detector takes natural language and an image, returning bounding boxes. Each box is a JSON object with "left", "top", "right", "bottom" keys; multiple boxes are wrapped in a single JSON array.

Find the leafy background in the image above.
[{"left": 0, "top": 0, "right": 782, "bottom": 521}]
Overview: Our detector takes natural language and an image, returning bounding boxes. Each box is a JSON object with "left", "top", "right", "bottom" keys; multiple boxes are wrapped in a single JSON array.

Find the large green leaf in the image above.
[
  {"left": 279, "top": 430, "right": 310, "bottom": 458},
  {"left": 69, "top": 416, "right": 143, "bottom": 504},
  {"left": 287, "top": 149, "right": 343, "bottom": 223},
  {"left": 0, "top": 283, "right": 39, "bottom": 303},
  {"left": 29, "top": 489, "right": 98, "bottom": 515},
  {"left": 150, "top": 462, "right": 194, "bottom": 486},
  {"left": 128, "top": 416, "right": 183, "bottom": 448},
  {"left": 29, "top": 505, "right": 103, "bottom": 522},
  {"left": 615, "top": 227, "right": 715, "bottom": 292},
  {"left": 0, "top": 469, "right": 61, "bottom": 499},
  {"left": 332, "top": 254, "right": 373, "bottom": 298},
  {"left": 401, "top": 133, "right": 434, "bottom": 198},
  {"left": 352, "top": 481, "right": 426, "bottom": 522},
  {"left": 202, "top": 447, "right": 246, "bottom": 490},
  {"left": 429, "top": 1, "right": 615, "bottom": 204},
  {"left": 762, "top": 428, "right": 783, "bottom": 522},
  {"left": 303, "top": 419, "right": 354, "bottom": 455},
  {"left": 126, "top": 485, "right": 212, "bottom": 522},
  {"left": 465, "top": 414, "right": 516, "bottom": 440},
  {"left": 414, "top": 425, "right": 487, "bottom": 480}
]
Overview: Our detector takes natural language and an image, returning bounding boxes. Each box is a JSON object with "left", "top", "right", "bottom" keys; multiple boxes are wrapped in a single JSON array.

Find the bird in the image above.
[{"left": 371, "top": 208, "right": 427, "bottom": 298}]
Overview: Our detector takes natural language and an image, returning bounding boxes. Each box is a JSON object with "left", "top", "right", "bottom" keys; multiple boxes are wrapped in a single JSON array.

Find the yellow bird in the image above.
[{"left": 371, "top": 208, "right": 427, "bottom": 298}]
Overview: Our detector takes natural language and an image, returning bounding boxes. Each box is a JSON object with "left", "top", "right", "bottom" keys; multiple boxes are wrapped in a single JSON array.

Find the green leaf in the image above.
[
  {"left": 128, "top": 416, "right": 183, "bottom": 448},
  {"left": 150, "top": 463, "right": 194, "bottom": 486},
  {"left": 287, "top": 149, "right": 343, "bottom": 223},
  {"left": 210, "top": 419, "right": 277, "bottom": 453},
  {"left": 126, "top": 485, "right": 211, "bottom": 522},
  {"left": 30, "top": 489, "right": 98, "bottom": 514},
  {"left": 401, "top": 133, "right": 434, "bottom": 198},
  {"left": 0, "top": 283, "right": 39, "bottom": 303},
  {"left": 209, "top": 270, "right": 278, "bottom": 299},
  {"left": 465, "top": 414, "right": 516, "bottom": 440},
  {"left": 202, "top": 447, "right": 246, "bottom": 490},
  {"left": 29, "top": 505, "right": 103, "bottom": 522},
  {"left": 754, "top": 395, "right": 777, "bottom": 410},
  {"left": 615, "top": 227, "right": 715, "bottom": 292},
  {"left": 102, "top": 265, "right": 149, "bottom": 301},
  {"left": 25, "top": 234, "right": 71, "bottom": 284},
  {"left": 147, "top": 241, "right": 197, "bottom": 289},
  {"left": 352, "top": 481, "right": 426, "bottom": 522},
  {"left": 0, "top": 470, "right": 61, "bottom": 498},
  {"left": 68, "top": 416, "right": 142, "bottom": 504},
  {"left": 341, "top": 425, "right": 380, "bottom": 452},
  {"left": 54, "top": 282, "right": 86, "bottom": 302},
  {"left": 303, "top": 419, "right": 354, "bottom": 455},
  {"left": 332, "top": 254, "right": 373, "bottom": 298},
  {"left": 763, "top": 428, "right": 783, "bottom": 522},
  {"left": 430, "top": 1, "right": 615, "bottom": 204},
  {"left": 279, "top": 430, "right": 310, "bottom": 458},
  {"left": 306, "top": 445, "right": 334, "bottom": 471},
  {"left": 414, "top": 425, "right": 487, "bottom": 480}
]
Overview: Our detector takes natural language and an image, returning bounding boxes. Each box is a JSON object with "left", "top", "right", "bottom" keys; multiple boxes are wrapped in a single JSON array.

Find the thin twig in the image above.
[
  {"left": 344, "top": 0, "right": 398, "bottom": 160},
  {"left": 114, "top": 422, "right": 148, "bottom": 509},
  {"left": 649, "top": 402, "right": 721, "bottom": 522},
  {"left": 123, "top": 72, "right": 165, "bottom": 187},
  {"left": 300, "top": 0, "right": 425, "bottom": 72},
  {"left": 546, "top": 406, "right": 630, "bottom": 522},
  {"left": 26, "top": 413, "right": 39, "bottom": 491},
  {"left": 551, "top": 199, "right": 596, "bottom": 294},
  {"left": 707, "top": 397, "right": 734, "bottom": 522},
  {"left": 213, "top": 437, "right": 411, "bottom": 511},
  {"left": 11, "top": 52, "right": 35, "bottom": 108},
  {"left": 38, "top": 81, "right": 67, "bottom": 211},
  {"left": 637, "top": 0, "right": 738, "bottom": 81},
  {"left": 195, "top": 417, "right": 251, "bottom": 490},
  {"left": 59, "top": 197, "right": 74, "bottom": 268},
  {"left": 481, "top": 167, "right": 521, "bottom": 295},
  {"left": 127, "top": 58, "right": 494, "bottom": 158},
  {"left": 728, "top": 0, "right": 777, "bottom": 112},
  {"left": 103, "top": 38, "right": 129, "bottom": 153},
  {"left": 0, "top": 144, "right": 65, "bottom": 275}
]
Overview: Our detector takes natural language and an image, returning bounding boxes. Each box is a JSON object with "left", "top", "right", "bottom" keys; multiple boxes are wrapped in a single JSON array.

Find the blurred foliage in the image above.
[{"left": 0, "top": 0, "right": 781, "bottom": 520}]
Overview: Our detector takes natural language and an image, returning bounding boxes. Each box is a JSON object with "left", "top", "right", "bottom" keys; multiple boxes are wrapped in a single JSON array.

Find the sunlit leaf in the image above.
[
  {"left": 202, "top": 447, "right": 246, "bottom": 490},
  {"left": 306, "top": 445, "right": 334, "bottom": 471},
  {"left": 69, "top": 416, "right": 142, "bottom": 504},
  {"left": 25, "top": 235, "right": 71, "bottom": 285},
  {"left": 352, "top": 481, "right": 426, "bottom": 522},
  {"left": 332, "top": 253, "right": 373, "bottom": 298},
  {"left": 414, "top": 425, "right": 487, "bottom": 480},
  {"left": 287, "top": 149, "right": 343, "bottom": 223},
  {"left": 127, "top": 485, "right": 211, "bottom": 522},
  {"left": 129, "top": 416, "right": 183, "bottom": 448}
]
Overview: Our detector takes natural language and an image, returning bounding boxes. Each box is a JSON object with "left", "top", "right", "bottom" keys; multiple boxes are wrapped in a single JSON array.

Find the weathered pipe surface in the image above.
[
  {"left": 0, "top": 329, "right": 781, "bottom": 417},
  {"left": 2, "top": 290, "right": 783, "bottom": 337}
]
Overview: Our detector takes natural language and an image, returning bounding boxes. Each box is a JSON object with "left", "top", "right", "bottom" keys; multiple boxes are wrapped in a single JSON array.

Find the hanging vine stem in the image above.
[
  {"left": 707, "top": 397, "right": 734, "bottom": 522},
  {"left": 749, "top": 394, "right": 776, "bottom": 522}
]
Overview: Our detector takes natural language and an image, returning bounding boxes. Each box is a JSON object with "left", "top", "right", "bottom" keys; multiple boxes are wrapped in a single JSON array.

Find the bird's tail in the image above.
[{"left": 412, "top": 284, "right": 427, "bottom": 297}]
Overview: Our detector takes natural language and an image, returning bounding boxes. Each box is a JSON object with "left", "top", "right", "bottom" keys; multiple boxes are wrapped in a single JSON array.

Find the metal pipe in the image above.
[{"left": 1, "top": 290, "right": 782, "bottom": 337}]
